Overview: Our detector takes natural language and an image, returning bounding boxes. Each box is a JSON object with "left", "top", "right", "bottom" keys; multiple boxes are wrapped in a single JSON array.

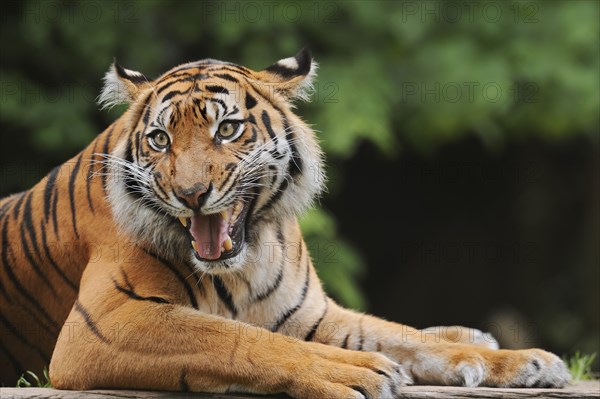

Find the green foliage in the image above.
[
  {"left": 16, "top": 368, "right": 52, "bottom": 388},
  {"left": 1, "top": 0, "right": 598, "bottom": 310},
  {"left": 563, "top": 352, "right": 598, "bottom": 382}
]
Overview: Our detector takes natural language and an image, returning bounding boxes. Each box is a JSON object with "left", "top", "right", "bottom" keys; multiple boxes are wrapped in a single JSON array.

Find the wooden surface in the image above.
[{"left": 1, "top": 382, "right": 598, "bottom": 399}]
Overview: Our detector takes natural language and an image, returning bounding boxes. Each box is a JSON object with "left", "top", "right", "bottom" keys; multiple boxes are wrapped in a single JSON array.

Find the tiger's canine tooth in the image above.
[
  {"left": 179, "top": 217, "right": 187, "bottom": 227},
  {"left": 191, "top": 241, "right": 199, "bottom": 252},
  {"left": 220, "top": 210, "right": 228, "bottom": 221},
  {"left": 223, "top": 237, "right": 233, "bottom": 251}
]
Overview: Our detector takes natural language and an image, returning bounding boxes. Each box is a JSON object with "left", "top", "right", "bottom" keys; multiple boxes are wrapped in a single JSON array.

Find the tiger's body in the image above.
[{"left": 0, "top": 50, "right": 570, "bottom": 397}]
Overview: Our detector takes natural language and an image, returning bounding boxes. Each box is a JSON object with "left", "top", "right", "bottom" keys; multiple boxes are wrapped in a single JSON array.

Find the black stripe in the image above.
[
  {"left": 253, "top": 262, "right": 284, "bottom": 302},
  {"left": 341, "top": 333, "right": 350, "bottom": 349},
  {"left": 0, "top": 197, "right": 16, "bottom": 219},
  {"left": 40, "top": 222, "right": 78, "bottom": 291},
  {"left": 0, "top": 313, "right": 49, "bottom": 364},
  {"left": 179, "top": 370, "right": 189, "bottom": 392},
  {"left": 217, "top": 163, "right": 238, "bottom": 192},
  {"left": 305, "top": 298, "right": 329, "bottom": 342},
  {"left": 135, "top": 130, "right": 145, "bottom": 160},
  {"left": 214, "top": 73, "right": 239, "bottom": 82},
  {"left": 206, "top": 65, "right": 252, "bottom": 77},
  {"left": 272, "top": 259, "right": 310, "bottom": 331},
  {"left": 226, "top": 104, "right": 239, "bottom": 117},
  {"left": 50, "top": 182, "right": 60, "bottom": 238},
  {"left": 142, "top": 104, "right": 153, "bottom": 128},
  {"left": 242, "top": 126, "right": 258, "bottom": 147},
  {"left": 192, "top": 98, "right": 208, "bottom": 122},
  {"left": 0, "top": 272, "right": 13, "bottom": 304},
  {"left": 252, "top": 222, "right": 286, "bottom": 302},
  {"left": 284, "top": 122, "right": 303, "bottom": 178},
  {"left": 0, "top": 341, "right": 25, "bottom": 377},
  {"left": 11, "top": 191, "right": 26, "bottom": 220},
  {"left": 1, "top": 217, "right": 60, "bottom": 332},
  {"left": 141, "top": 247, "right": 198, "bottom": 309},
  {"left": 154, "top": 179, "right": 171, "bottom": 203},
  {"left": 258, "top": 178, "right": 289, "bottom": 216},
  {"left": 184, "top": 261, "right": 206, "bottom": 297},
  {"left": 261, "top": 110, "right": 282, "bottom": 153},
  {"left": 276, "top": 222, "right": 285, "bottom": 245},
  {"left": 162, "top": 90, "right": 186, "bottom": 103},
  {"left": 21, "top": 192, "right": 57, "bottom": 296},
  {"left": 209, "top": 98, "right": 228, "bottom": 114},
  {"left": 74, "top": 300, "right": 110, "bottom": 343},
  {"left": 21, "top": 193, "right": 39, "bottom": 252},
  {"left": 136, "top": 91, "right": 154, "bottom": 128},
  {"left": 213, "top": 276, "right": 237, "bottom": 318},
  {"left": 245, "top": 92, "right": 257, "bottom": 109},
  {"left": 357, "top": 318, "right": 364, "bottom": 351},
  {"left": 68, "top": 155, "right": 82, "bottom": 239},
  {"left": 0, "top": 230, "right": 11, "bottom": 302},
  {"left": 168, "top": 63, "right": 211, "bottom": 75},
  {"left": 157, "top": 74, "right": 208, "bottom": 95},
  {"left": 123, "top": 136, "right": 145, "bottom": 203},
  {"left": 20, "top": 224, "right": 56, "bottom": 296},
  {"left": 86, "top": 140, "right": 99, "bottom": 214},
  {"left": 113, "top": 282, "right": 169, "bottom": 304},
  {"left": 261, "top": 110, "right": 280, "bottom": 148},
  {"left": 43, "top": 166, "right": 60, "bottom": 221},
  {"left": 101, "top": 126, "right": 115, "bottom": 194},
  {"left": 206, "top": 85, "right": 229, "bottom": 94},
  {"left": 113, "top": 269, "right": 169, "bottom": 304}
]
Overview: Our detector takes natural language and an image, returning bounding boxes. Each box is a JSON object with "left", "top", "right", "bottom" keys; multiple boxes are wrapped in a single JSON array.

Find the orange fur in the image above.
[{"left": 0, "top": 50, "right": 570, "bottom": 397}]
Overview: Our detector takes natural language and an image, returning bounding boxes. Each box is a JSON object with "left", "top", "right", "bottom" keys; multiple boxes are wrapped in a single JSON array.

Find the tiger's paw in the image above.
[
  {"left": 287, "top": 349, "right": 412, "bottom": 399},
  {"left": 498, "top": 349, "right": 572, "bottom": 388},
  {"left": 447, "top": 348, "right": 572, "bottom": 388}
]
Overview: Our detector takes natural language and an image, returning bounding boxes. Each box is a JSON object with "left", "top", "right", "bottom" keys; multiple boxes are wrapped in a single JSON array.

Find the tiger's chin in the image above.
[{"left": 189, "top": 250, "right": 249, "bottom": 274}]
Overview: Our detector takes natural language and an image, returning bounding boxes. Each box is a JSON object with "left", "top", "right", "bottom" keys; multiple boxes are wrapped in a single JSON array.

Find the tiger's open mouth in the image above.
[{"left": 178, "top": 200, "right": 250, "bottom": 261}]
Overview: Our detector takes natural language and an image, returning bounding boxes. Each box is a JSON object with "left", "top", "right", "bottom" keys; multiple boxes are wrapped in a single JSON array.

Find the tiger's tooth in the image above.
[
  {"left": 179, "top": 217, "right": 187, "bottom": 227},
  {"left": 220, "top": 210, "right": 228, "bottom": 221},
  {"left": 223, "top": 237, "right": 233, "bottom": 252},
  {"left": 191, "top": 241, "right": 199, "bottom": 253}
]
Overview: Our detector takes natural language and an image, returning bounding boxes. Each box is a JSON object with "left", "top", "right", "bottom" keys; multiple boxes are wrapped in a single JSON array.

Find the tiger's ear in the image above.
[
  {"left": 255, "top": 48, "right": 318, "bottom": 102},
  {"left": 98, "top": 60, "right": 151, "bottom": 110}
]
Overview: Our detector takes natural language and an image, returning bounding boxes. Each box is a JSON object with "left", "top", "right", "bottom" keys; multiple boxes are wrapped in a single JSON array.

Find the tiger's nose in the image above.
[{"left": 175, "top": 183, "right": 212, "bottom": 210}]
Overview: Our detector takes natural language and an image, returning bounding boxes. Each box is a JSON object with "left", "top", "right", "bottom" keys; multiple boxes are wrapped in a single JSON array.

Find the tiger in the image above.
[{"left": 0, "top": 49, "right": 571, "bottom": 397}]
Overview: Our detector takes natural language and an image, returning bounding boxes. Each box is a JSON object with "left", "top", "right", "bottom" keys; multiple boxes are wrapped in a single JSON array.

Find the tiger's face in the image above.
[{"left": 101, "top": 50, "right": 324, "bottom": 273}]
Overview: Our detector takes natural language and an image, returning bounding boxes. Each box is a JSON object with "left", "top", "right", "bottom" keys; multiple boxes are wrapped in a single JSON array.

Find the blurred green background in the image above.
[{"left": 1, "top": 0, "right": 598, "bottom": 367}]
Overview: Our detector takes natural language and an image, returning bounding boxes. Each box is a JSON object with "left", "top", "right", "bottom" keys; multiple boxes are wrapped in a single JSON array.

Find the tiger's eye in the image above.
[
  {"left": 149, "top": 130, "right": 170, "bottom": 150},
  {"left": 217, "top": 121, "right": 240, "bottom": 139}
]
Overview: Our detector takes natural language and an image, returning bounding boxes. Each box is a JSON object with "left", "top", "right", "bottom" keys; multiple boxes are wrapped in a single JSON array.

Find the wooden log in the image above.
[{"left": 1, "top": 381, "right": 598, "bottom": 399}]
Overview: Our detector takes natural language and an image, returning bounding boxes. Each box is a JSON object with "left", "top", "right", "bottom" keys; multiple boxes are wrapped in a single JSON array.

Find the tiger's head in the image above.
[{"left": 100, "top": 49, "right": 324, "bottom": 273}]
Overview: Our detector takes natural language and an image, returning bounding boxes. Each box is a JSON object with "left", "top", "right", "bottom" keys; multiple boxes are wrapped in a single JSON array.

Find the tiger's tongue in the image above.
[{"left": 189, "top": 213, "right": 227, "bottom": 260}]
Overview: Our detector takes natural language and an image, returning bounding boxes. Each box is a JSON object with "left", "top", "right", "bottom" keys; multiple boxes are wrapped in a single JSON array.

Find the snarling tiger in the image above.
[{"left": 0, "top": 50, "right": 570, "bottom": 397}]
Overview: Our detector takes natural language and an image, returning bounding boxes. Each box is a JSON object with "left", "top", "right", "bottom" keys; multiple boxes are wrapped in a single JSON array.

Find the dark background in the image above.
[{"left": 0, "top": 0, "right": 598, "bottom": 367}]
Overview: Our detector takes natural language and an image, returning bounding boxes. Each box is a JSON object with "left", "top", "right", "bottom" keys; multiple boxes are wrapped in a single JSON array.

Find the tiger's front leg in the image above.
[
  {"left": 49, "top": 250, "right": 409, "bottom": 399},
  {"left": 309, "top": 301, "right": 571, "bottom": 388}
]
